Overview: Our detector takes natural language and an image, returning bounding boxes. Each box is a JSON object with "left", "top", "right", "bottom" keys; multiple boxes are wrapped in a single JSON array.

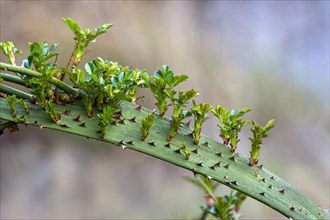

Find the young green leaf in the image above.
[
  {"left": 249, "top": 119, "right": 275, "bottom": 166},
  {"left": 45, "top": 100, "right": 61, "bottom": 123},
  {"left": 5, "top": 95, "right": 17, "bottom": 117},
  {"left": 168, "top": 89, "right": 198, "bottom": 140},
  {"left": 0, "top": 41, "right": 22, "bottom": 65},
  {"left": 17, "top": 98, "right": 30, "bottom": 114},
  {"left": 191, "top": 101, "right": 213, "bottom": 145},
  {"left": 62, "top": 18, "right": 112, "bottom": 67},
  {"left": 97, "top": 105, "right": 117, "bottom": 139},
  {"left": 141, "top": 113, "right": 154, "bottom": 141},
  {"left": 212, "top": 105, "right": 250, "bottom": 152}
]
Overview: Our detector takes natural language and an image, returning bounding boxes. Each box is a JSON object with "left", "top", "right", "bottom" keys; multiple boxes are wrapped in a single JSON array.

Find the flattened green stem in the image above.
[
  {"left": 0, "top": 99, "right": 328, "bottom": 220},
  {"left": 0, "top": 62, "right": 83, "bottom": 97},
  {"left": 0, "top": 84, "right": 34, "bottom": 101},
  {"left": 0, "top": 72, "right": 27, "bottom": 86}
]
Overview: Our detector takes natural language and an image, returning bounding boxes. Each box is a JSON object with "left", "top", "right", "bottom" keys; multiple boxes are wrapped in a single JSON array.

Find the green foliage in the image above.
[
  {"left": 5, "top": 95, "right": 16, "bottom": 117},
  {"left": 0, "top": 41, "right": 22, "bottom": 65},
  {"left": 180, "top": 142, "right": 190, "bottom": 160},
  {"left": 141, "top": 113, "right": 154, "bottom": 141},
  {"left": 44, "top": 100, "right": 60, "bottom": 123},
  {"left": 191, "top": 101, "right": 213, "bottom": 145},
  {"left": 62, "top": 18, "right": 112, "bottom": 66},
  {"left": 27, "top": 68, "right": 57, "bottom": 108},
  {"left": 65, "top": 57, "right": 148, "bottom": 115},
  {"left": 97, "top": 105, "right": 117, "bottom": 139},
  {"left": 167, "top": 89, "right": 199, "bottom": 140},
  {"left": 212, "top": 105, "right": 251, "bottom": 152},
  {"left": 249, "top": 119, "right": 275, "bottom": 166},
  {"left": 27, "top": 41, "right": 59, "bottom": 73},
  {"left": 146, "top": 65, "right": 189, "bottom": 117},
  {"left": 186, "top": 175, "right": 246, "bottom": 220},
  {"left": 17, "top": 98, "right": 30, "bottom": 114}
]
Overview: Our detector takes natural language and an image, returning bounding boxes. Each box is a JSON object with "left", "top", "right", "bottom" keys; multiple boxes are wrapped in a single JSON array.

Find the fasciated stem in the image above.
[{"left": 0, "top": 62, "right": 83, "bottom": 98}]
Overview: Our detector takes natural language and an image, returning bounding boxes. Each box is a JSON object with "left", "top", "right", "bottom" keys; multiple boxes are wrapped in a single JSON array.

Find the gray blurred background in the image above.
[{"left": 0, "top": 1, "right": 329, "bottom": 219}]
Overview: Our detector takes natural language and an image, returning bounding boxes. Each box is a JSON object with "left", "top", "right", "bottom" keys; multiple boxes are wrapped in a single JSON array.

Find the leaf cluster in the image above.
[
  {"left": 5, "top": 95, "right": 17, "bottom": 117},
  {"left": 186, "top": 175, "right": 246, "bottom": 220},
  {"left": 97, "top": 105, "right": 117, "bottom": 139},
  {"left": 212, "top": 105, "right": 251, "bottom": 152},
  {"left": 146, "top": 65, "right": 189, "bottom": 117},
  {"left": 249, "top": 119, "right": 275, "bottom": 166},
  {"left": 23, "top": 42, "right": 60, "bottom": 107},
  {"left": 0, "top": 41, "right": 22, "bottom": 65},
  {"left": 167, "top": 89, "right": 199, "bottom": 140},
  {"left": 191, "top": 101, "right": 213, "bottom": 145},
  {"left": 141, "top": 113, "right": 154, "bottom": 141},
  {"left": 62, "top": 18, "right": 112, "bottom": 66},
  {"left": 66, "top": 57, "right": 148, "bottom": 116},
  {"left": 45, "top": 100, "right": 60, "bottom": 123}
]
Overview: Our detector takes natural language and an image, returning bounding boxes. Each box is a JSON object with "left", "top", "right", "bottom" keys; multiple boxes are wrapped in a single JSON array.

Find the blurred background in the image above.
[{"left": 0, "top": 1, "right": 329, "bottom": 219}]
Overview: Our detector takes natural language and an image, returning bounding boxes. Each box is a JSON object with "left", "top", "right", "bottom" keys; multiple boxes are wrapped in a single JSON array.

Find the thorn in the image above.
[
  {"left": 110, "top": 121, "right": 118, "bottom": 126},
  {"left": 202, "top": 142, "right": 209, "bottom": 147},
  {"left": 191, "top": 148, "right": 198, "bottom": 154},
  {"left": 72, "top": 114, "right": 82, "bottom": 122},
  {"left": 126, "top": 140, "right": 134, "bottom": 145},
  {"left": 210, "top": 165, "right": 217, "bottom": 170},
  {"left": 117, "top": 119, "right": 126, "bottom": 125},
  {"left": 192, "top": 168, "right": 198, "bottom": 178},
  {"left": 231, "top": 180, "right": 238, "bottom": 185},
  {"left": 184, "top": 120, "right": 191, "bottom": 127},
  {"left": 268, "top": 185, "right": 273, "bottom": 189},
  {"left": 121, "top": 145, "right": 127, "bottom": 150},
  {"left": 63, "top": 109, "right": 71, "bottom": 115},
  {"left": 112, "top": 113, "right": 121, "bottom": 119},
  {"left": 164, "top": 143, "right": 171, "bottom": 148},
  {"left": 196, "top": 162, "right": 203, "bottom": 167},
  {"left": 270, "top": 176, "right": 275, "bottom": 180},
  {"left": 260, "top": 178, "right": 266, "bottom": 183},
  {"left": 186, "top": 131, "right": 194, "bottom": 138},
  {"left": 279, "top": 189, "right": 285, "bottom": 194},
  {"left": 79, "top": 122, "right": 86, "bottom": 127},
  {"left": 114, "top": 109, "right": 123, "bottom": 116},
  {"left": 223, "top": 164, "right": 229, "bottom": 169},
  {"left": 117, "top": 140, "right": 125, "bottom": 145},
  {"left": 259, "top": 192, "right": 266, "bottom": 197},
  {"left": 59, "top": 124, "right": 71, "bottom": 128},
  {"left": 216, "top": 152, "right": 223, "bottom": 157},
  {"left": 148, "top": 141, "right": 156, "bottom": 146},
  {"left": 128, "top": 117, "right": 137, "bottom": 123},
  {"left": 257, "top": 164, "right": 264, "bottom": 169},
  {"left": 224, "top": 176, "right": 228, "bottom": 179},
  {"left": 229, "top": 155, "right": 236, "bottom": 161},
  {"left": 135, "top": 105, "right": 142, "bottom": 111},
  {"left": 174, "top": 148, "right": 181, "bottom": 154},
  {"left": 225, "top": 181, "right": 230, "bottom": 185},
  {"left": 290, "top": 205, "right": 295, "bottom": 211},
  {"left": 214, "top": 161, "right": 221, "bottom": 167}
]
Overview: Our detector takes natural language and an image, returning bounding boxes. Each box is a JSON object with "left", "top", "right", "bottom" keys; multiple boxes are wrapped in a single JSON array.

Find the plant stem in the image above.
[
  {"left": 199, "top": 210, "right": 209, "bottom": 220},
  {"left": 0, "top": 72, "right": 28, "bottom": 86},
  {"left": 0, "top": 84, "right": 35, "bottom": 101},
  {"left": 0, "top": 62, "right": 83, "bottom": 97}
]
